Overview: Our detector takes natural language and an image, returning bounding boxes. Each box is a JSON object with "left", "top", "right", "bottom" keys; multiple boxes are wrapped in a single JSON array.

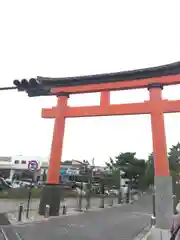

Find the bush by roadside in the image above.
[
  {"left": 0, "top": 188, "right": 42, "bottom": 199},
  {"left": 0, "top": 188, "right": 111, "bottom": 199}
]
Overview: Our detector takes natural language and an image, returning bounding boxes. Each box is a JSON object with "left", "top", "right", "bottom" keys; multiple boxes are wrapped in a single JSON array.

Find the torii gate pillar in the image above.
[
  {"left": 39, "top": 93, "right": 69, "bottom": 216},
  {"left": 148, "top": 83, "right": 172, "bottom": 229}
]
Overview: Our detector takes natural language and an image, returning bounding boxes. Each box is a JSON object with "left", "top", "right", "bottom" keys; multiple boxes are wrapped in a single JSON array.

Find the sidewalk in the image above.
[
  {"left": 7, "top": 202, "right": 124, "bottom": 226},
  {"left": 1, "top": 196, "right": 119, "bottom": 213},
  {"left": 7, "top": 208, "right": 78, "bottom": 226}
]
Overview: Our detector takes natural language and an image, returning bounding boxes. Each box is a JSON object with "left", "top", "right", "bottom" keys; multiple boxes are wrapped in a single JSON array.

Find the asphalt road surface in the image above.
[
  {"left": 11, "top": 194, "right": 152, "bottom": 240},
  {"left": 0, "top": 197, "right": 117, "bottom": 213}
]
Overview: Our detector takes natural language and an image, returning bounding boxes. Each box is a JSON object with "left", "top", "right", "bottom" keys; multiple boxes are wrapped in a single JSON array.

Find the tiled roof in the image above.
[{"left": 37, "top": 61, "right": 180, "bottom": 87}]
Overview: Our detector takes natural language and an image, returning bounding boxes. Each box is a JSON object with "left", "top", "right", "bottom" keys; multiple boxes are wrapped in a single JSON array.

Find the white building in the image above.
[
  {"left": 11, "top": 155, "right": 43, "bottom": 170},
  {"left": 0, "top": 155, "right": 46, "bottom": 181},
  {"left": 0, "top": 157, "right": 107, "bottom": 182}
]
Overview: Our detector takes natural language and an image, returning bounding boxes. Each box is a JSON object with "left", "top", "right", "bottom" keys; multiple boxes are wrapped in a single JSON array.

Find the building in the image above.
[
  {"left": 0, "top": 157, "right": 12, "bottom": 178},
  {"left": 0, "top": 155, "right": 45, "bottom": 181},
  {"left": 0, "top": 157, "right": 106, "bottom": 182},
  {"left": 11, "top": 155, "right": 43, "bottom": 170}
]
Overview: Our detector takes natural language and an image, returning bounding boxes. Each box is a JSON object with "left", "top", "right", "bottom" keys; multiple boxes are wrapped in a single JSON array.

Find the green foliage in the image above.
[
  {"left": 115, "top": 152, "right": 145, "bottom": 181},
  {"left": 0, "top": 188, "right": 112, "bottom": 199},
  {"left": 119, "top": 143, "right": 180, "bottom": 191},
  {"left": 105, "top": 143, "right": 180, "bottom": 191},
  {"left": 106, "top": 152, "right": 146, "bottom": 189},
  {"left": 144, "top": 153, "right": 154, "bottom": 186},
  {"left": 167, "top": 142, "right": 180, "bottom": 199},
  {"left": 0, "top": 187, "right": 42, "bottom": 199},
  {"left": 168, "top": 142, "right": 180, "bottom": 172}
]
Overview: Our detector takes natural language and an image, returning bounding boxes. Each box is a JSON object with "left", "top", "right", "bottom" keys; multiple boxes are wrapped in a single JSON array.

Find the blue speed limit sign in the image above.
[{"left": 28, "top": 160, "right": 38, "bottom": 171}]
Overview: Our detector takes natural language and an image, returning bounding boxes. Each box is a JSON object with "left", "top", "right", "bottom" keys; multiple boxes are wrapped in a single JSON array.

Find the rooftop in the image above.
[
  {"left": 0, "top": 157, "right": 11, "bottom": 163},
  {"left": 0, "top": 157, "right": 101, "bottom": 169}
]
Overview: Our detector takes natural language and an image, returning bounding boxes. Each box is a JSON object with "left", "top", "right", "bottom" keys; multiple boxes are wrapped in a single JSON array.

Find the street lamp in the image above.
[{"left": 118, "top": 170, "right": 124, "bottom": 204}]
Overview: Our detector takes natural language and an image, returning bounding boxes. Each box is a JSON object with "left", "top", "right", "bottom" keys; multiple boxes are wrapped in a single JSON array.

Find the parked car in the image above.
[
  {"left": 0, "top": 177, "right": 12, "bottom": 191},
  {"left": 5, "top": 179, "right": 36, "bottom": 189},
  {"left": 104, "top": 189, "right": 119, "bottom": 196}
]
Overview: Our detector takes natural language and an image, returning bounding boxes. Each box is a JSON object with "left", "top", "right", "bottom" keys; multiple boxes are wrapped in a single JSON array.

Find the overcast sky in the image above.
[{"left": 0, "top": 0, "right": 180, "bottom": 165}]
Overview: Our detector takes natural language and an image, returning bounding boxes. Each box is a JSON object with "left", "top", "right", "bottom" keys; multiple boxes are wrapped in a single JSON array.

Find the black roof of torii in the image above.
[{"left": 37, "top": 61, "right": 180, "bottom": 87}]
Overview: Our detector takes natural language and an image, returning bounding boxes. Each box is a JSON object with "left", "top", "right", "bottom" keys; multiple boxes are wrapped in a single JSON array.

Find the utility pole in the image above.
[
  {"left": 72, "top": 159, "right": 93, "bottom": 210},
  {"left": 118, "top": 170, "right": 122, "bottom": 204},
  {"left": 86, "top": 158, "right": 95, "bottom": 209}
]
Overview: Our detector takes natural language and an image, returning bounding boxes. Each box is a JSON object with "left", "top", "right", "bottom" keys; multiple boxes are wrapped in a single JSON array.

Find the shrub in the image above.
[
  {"left": 0, "top": 187, "right": 42, "bottom": 199},
  {"left": 0, "top": 188, "right": 110, "bottom": 199}
]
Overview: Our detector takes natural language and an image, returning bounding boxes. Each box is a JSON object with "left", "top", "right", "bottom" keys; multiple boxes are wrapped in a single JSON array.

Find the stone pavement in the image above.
[{"left": 9, "top": 194, "right": 152, "bottom": 240}]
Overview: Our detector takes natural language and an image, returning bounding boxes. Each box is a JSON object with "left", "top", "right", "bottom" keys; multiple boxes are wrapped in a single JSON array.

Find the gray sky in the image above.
[{"left": 0, "top": 0, "right": 180, "bottom": 165}]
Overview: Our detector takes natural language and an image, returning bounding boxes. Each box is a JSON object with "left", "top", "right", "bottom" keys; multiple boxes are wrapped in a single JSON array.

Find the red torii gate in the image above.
[{"left": 39, "top": 61, "right": 180, "bottom": 228}]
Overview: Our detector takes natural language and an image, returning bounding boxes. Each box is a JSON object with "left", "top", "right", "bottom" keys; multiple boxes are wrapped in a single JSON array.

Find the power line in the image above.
[{"left": 0, "top": 86, "right": 17, "bottom": 91}]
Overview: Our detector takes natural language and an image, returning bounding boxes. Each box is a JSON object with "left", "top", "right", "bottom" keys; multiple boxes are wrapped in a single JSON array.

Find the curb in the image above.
[
  {"left": 9, "top": 211, "right": 80, "bottom": 227},
  {"left": 7, "top": 203, "right": 121, "bottom": 214},
  {"left": 133, "top": 226, "right": 151, "bottom": 240},
  {"left": 85, "top": 203, "right": 124, "bottom": 212}
]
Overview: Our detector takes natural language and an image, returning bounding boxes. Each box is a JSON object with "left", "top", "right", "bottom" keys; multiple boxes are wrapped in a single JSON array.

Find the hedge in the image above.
[
  {"left": 0, "top": 188, "right": 110, "bottom": 199},
  {"left": 0, "top": 188, "right": 42, "bottom": 199}
]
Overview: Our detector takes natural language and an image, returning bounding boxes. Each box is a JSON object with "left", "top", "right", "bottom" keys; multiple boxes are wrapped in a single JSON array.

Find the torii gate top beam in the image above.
[{"left": 36, "top": 61, "right": 180, "bottom": 94}]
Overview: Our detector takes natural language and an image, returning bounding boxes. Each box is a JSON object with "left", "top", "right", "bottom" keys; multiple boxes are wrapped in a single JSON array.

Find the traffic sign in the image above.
[
  {"left": 28, "top": 160, "right": 38, "bottom": 171},
  {"left": 60, "top": 169, "right": 66, "bottom": 175}
]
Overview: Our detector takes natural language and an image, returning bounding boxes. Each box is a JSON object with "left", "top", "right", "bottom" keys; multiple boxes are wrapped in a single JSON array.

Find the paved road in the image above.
[
  {"left": 11, "top": 195, "right": 152, "bottom": 240},
  {"left": 0, "top": 197, "right": 117, "bottom": 213}
]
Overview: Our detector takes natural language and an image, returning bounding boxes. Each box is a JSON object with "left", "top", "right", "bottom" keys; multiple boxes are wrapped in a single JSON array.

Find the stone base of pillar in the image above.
[
  {"left": 154, "top": 176, "right": 173, "bottom": 229},
  {"left": 39, "top": 184, "right": 62, "bottom": 216}
]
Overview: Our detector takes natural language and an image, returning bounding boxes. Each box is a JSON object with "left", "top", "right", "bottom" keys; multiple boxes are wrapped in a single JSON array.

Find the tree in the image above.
[
  {"left": 104, "top": 142, "right": 180, "bottom": 191},
  {"left": 105, "top": 157, "right": 119, "bottom": 187},
  {"left": 168, "top": 142, "right": 180, "bottom": 172},
  {"left": 105, "top": 157, "right": 116, "bottom": 171},
  {"left": 168, "top": 142, "right": 180, "bottom": 197},
  {"left": 106, "top": 152, "right": 146, "bottom": 189},
  {"left": 144, "top": 153, "right": 154, "bottom": 187},
  {"left": 116, "top": 152, "right": 146, "bottom": 187},
  {"left": 141, "top": 143, "right": 180, "bottom": 190}
]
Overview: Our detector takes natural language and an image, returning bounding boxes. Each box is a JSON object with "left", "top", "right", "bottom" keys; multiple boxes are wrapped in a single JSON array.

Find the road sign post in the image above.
[{"left": 26, "top": 160, "right": 38, "bottom": 218}]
